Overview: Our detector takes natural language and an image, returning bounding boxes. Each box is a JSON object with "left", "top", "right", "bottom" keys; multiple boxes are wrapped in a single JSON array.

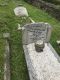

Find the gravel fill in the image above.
[{"left": 26, "top": 43, "right": 60, "bottom": 80}]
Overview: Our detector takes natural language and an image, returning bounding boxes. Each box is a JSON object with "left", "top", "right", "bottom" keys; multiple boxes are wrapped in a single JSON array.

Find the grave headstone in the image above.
[
  {"left": 23, "top": 22, "right": 60, "bottom": 80},
  {"left": 22, "top": 22, "right": 51, "bottom": 45},
  {"left": 14, "top": 6, "right": 28, "bottom": 17}
]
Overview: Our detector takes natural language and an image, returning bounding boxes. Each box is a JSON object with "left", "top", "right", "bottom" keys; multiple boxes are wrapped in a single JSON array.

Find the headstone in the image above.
[
  {"left": 22, "top": 22, "right": 51, "bottom": 45},
  {"left": 14, "top": 6, "right": 28, "bottom": 17}
]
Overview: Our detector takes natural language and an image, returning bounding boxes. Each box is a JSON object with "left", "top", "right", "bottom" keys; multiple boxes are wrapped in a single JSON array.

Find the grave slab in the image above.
[
  {"left": 23, "top": 43, "right": 60, "bottom": 80},
  {"left": 22, "top": 22, "right": 60, "bottom": 80},
  {"left": 14, "top": 6, "right": 28, "bottom": 17}
]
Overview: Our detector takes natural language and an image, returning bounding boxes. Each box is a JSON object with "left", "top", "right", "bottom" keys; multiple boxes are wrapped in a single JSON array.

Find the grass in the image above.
[
  {"left": 43, "top": 0, "right": 60, "bottom": 5},
  {"left": 0, "top": 0, "right": 60, "bottom": 80}
]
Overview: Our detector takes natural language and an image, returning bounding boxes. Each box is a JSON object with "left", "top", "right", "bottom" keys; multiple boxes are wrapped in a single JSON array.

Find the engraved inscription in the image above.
[{"left": 23, "top": 23, "right": 51, "bottom": 44}]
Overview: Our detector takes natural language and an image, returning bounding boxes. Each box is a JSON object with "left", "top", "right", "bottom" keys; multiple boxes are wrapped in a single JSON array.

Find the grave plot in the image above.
[
  {"left": 14, "top": 6, "right": 28, "bottom": 17},
  {"left": 23, "top": 22, "right": 60, "bottom": 80},
  {"left": 3, "top": 33, "right": 10, "bottom": 80}
]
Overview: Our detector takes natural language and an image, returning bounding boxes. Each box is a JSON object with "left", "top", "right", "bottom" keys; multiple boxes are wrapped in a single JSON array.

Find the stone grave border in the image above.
[
  {"left": 48, "top": 43, "right": 60, "bottom": 62},
  {"left": 22, "top": 22, "right": 52, "bottom": 45},
  {"left": 3, "top": 33, "right": 11, "bottom": 80}
]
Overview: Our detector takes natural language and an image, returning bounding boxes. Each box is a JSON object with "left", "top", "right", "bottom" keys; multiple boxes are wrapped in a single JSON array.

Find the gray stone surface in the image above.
[
  {"left": 14, "top": 6, "right": 28, "bottom": 17},
  {"left": 3, "top": 33, "right": 10, "bottom": 80},
  {"left": 23, "top": 43, "right": 60, "bottom": 80},
  {"left": 22, "top": 22, "right": 51, "bottom": 45}
]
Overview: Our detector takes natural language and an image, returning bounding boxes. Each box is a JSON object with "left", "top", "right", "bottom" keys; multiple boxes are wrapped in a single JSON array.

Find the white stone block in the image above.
[{"left": 14, "top": 7, "right": 28, "bottom": 17}]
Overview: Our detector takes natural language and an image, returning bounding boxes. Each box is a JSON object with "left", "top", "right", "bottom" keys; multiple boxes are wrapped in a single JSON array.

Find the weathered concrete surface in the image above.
[
  {"left": 3, "top": 33, "right": 10, "bottom": 80},
  {"left": 14, "top": 7, "right": 28, "bottom": 17},
  {"left": 22, "top": 23, "right": 51, "bottom": 45},
  {"left": 4, "top": 40, "right": 10, "bottom": 80},
  {"left": 23, "top": 43, "right": 60, "bottom": 80}
]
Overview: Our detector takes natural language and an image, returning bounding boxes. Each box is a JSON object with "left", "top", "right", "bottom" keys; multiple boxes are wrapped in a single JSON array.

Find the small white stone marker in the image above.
[
  {"left": 3, "top": 33, "right": 10, "bottom": 80},
  {"left": 14, "top": 6, "right": 28, "bottom": 17}
]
